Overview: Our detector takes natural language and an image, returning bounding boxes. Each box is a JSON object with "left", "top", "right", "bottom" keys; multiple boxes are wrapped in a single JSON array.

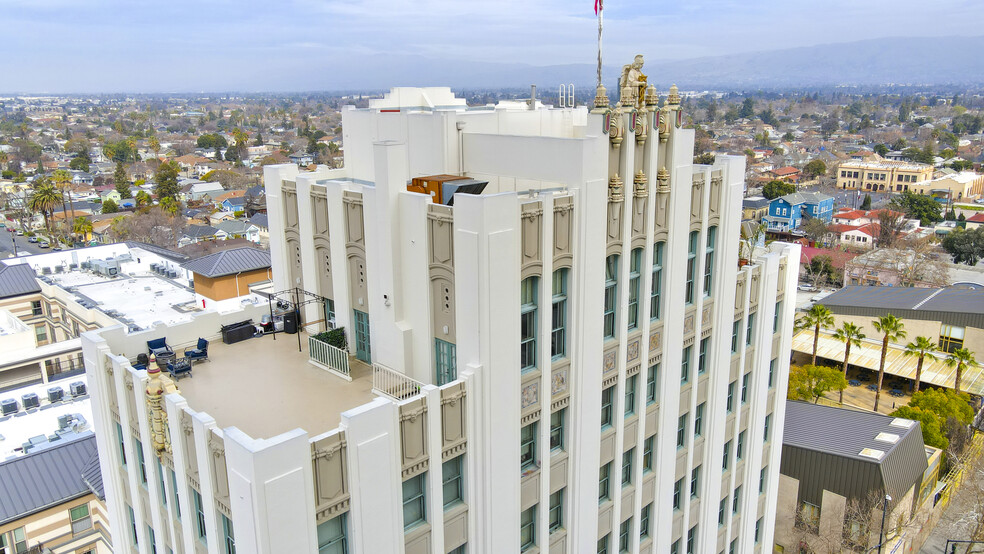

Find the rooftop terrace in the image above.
[{"left": 171, "top": 333, "right": 374, "bottom": 439}]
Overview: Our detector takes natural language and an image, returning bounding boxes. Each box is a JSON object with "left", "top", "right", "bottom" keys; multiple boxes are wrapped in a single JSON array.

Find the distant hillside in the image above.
[{"left": 305, "top": 35, "right": 984, "bottom": 92}]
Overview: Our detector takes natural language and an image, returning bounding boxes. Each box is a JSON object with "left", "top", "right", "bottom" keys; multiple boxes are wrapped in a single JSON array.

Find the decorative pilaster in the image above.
[
  {"left": 656, "top": 167, "right": 670, "bottom": 194},
  {"left": 633, "top": 170, "right": 648, "bottom": 197},
  {"left": 145, "top": 366, "right": 171, "bottom": 455},
  {"left": 609, "top": 174, "right": 624, "bottom": 202}
]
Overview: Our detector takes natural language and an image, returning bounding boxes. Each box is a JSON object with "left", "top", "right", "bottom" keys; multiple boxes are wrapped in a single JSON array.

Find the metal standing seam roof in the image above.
[
  {"left": 822, "top": 285, "right": 984, "bottom": 315},
  {"left": 791, "top": 329, "right": 984, "bottom": 396},
  {"left": 181, "top": 247, "right": 272, "bottom": 278},
  {"left": 0, "top": 263, "right": 41, "bottom": 299},
  {"left": 0, "top": 434, "right": 103, "bottom": 525},
  {"left": 782, "top": 401, "right": 929, "bottom": 511}
]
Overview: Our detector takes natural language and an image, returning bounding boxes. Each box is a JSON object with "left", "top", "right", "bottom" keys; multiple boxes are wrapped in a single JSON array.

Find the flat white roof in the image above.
[
  {"left": 0, "top": 377, "right": 92, "bottom": 460},
  {"left": 48, "top": 265, "right": 200, "bottom": 331}
]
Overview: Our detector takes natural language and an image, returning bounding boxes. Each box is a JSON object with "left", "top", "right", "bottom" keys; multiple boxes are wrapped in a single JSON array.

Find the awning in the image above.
[{"left": 791, "top": 329, "right": 984, "bottom": 397}]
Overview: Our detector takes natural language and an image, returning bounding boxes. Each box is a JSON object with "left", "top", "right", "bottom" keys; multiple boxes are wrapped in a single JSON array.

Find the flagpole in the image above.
[{"left": 597, "top": 0, "right": 603, "bottom": 88}]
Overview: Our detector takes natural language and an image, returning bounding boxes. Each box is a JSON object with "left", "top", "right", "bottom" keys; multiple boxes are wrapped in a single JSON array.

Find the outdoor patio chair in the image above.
[
  {"left": 184, "top": 338, "right": 209, "bottom": 364},
  {"left": 147, "top": 337, "right": 173, "bottom": 358}
]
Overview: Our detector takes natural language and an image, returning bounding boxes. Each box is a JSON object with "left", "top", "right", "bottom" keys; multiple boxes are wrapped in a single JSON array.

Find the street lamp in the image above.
[{"left": 878, "top": 494, "right": 892, "bottom": 554}]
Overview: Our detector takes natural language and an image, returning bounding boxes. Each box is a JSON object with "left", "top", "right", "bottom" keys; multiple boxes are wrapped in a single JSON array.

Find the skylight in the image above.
[
  {"left": 859, "top": 448, "right": 885, "bottom": 461},
  {"left": 874, "top": 432, "right": 900, "bottom": 444}
]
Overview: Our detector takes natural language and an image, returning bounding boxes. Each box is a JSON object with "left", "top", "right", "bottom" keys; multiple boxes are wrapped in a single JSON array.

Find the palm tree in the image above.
[
  {"left": 134, "top": 190, "right": 152, "bottom": 209},
  {"left": 147, "top": 136, "right": 161, "bottom": 160},
  {"left": 51, "top": 169, "right": 75, "bottom": 228},
  {"left": 945, "top": 348, "right": 978, "bottom": 394},
  {"left": 27, "top": 179, "right": 60, "bottom": 234},
  {"left": 903, "top": 337, "right": 937, "bottom": 394},
  {"left": 872, "top": 314, "right": 906, "bottom": 412},
  {"left": 832, "top": 322, "right": 865, "bottom": 403},
  {"left": 796, "top": 304, "right": 835, "bottom": 365},
  {"left": 72, "top": 216, "right": 93, "bottom": 243}
]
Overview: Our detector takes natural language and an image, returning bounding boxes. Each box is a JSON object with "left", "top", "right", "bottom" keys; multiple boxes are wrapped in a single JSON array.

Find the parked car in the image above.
[
  {"left": 39, "top": 241, "right": 50, "bottom": 248},
  {"left": 976, "top": 198, "right": 984, "bottom": 205},
  {"left": 797, "top": 284, "right": 817, "bottom": 292},
  {"left": 52, "top": 244, "right": 63, "bottom": 251},
  {"left": 15, "top": 229, "right": 23, "bottom": 236},
  {"left": 28, "top": 236, "right": 38, "bottom": 243}
]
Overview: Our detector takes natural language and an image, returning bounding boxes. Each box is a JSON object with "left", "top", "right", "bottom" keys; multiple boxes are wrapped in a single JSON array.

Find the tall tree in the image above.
[
  {"left": 802, "top": 159, "right": 827, "bottom": 180},
  {"left": 113, "top": 162, "right": 132, "bottom": 198},
  {"left": 833, "top": 322, "right": 865, "bottom": 403},
  {"left": 872, "top": 314, "right": 907, "bottom": 411},
  {"left": 72, "top": 216, "right": 93, "bottom": 242},
  {"left": 154, "top": 160, "right": 181, "bottom": 203},
  {"left": 50, "top": 169, "right": 75, "bottom": 227},
  {"left": 27, "top": 178, "right": 60, "bottom": 233},
  {"left": 147, "top": 136, "right": 161, "bottom": 160},
  {"left": 944, "top": 347, "right": 978, "bottom": 394},
  {"left": 788, "top": 364, "right": 848, "bottom": 404},
  {"left": 796, "top": 304, "right": 835, "bottom": 365},
  {"left": 903, "top": 337, "right": 937, "bottom": 394}
]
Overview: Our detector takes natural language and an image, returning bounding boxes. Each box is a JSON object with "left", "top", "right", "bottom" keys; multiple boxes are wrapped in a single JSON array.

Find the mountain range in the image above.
[{"left": 298, "top": 35, "right": 984, "bottom": 92}]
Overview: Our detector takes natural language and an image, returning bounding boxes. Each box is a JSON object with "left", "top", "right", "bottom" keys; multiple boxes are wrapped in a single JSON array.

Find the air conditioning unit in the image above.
[
  {"left": 69, "top": 381, "right": 87, "bottom": 397},
  {"left": 21, "top": 393, "right": 40, "bottom": 410},
  {"left": 57, "top": 414, "right": 73, "bottom": 429},
  {"left": 47, "top": 387, "right": 64, "bottom": 403},
  {"left": 0, "top": 398, "right": 18, "bottom": 416}
]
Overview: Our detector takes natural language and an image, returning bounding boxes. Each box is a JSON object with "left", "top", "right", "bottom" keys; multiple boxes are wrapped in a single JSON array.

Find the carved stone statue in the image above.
[{"left": 619, "top": 55, "right": 647, "bottom": 108}]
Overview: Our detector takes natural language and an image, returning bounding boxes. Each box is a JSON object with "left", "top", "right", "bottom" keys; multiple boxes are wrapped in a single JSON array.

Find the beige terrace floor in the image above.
[{"left": 172, "top": 333, "right": 373, "bottom": 439}]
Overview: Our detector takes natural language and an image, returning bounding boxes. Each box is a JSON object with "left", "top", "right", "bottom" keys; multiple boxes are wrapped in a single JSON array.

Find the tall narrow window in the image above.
[
  {"left": 769, "top": 358, "right": 776, "bottom": 388},
  {"left": 624, "top": 375, "right": 637, "bottom": 416},
  {"left": 694, "top": 403, "right": 705, "bottom": 437},
  {"left": 764, "top": 414, "right": 772, "bottom": 442},
  {"left": 628, "top": 248, "right": 642, "bottom": 329},
  {"left": 520, "top": 276, "right": 538, "bottom": 372},
  {"left": 621, "top": 448, "right": 634, "bottom": 487},
  {"left": 677, "top": 414, "right": 688, "bottom": 449},
  {"left": 221, "top": 514, "right": 236, "bottom": 554},
  {"left": 604, "top": 255, "right": 619, "bottom": 339},
  {"left": 127, "top": 505, "right": 138, "bottom": 547},
  {"left": 601, "top": 386, "right": 614, "bottom": 428},
  {"left": 192, "top": 488, "right": 207, "bottom": 544},
  {"left": 673, "top": 478, "right": 683, "bottom": 509},
  {"left": 435, "top": 338, "right": 457, "bottom": 385},
  {"left": 549, "top": 489, "right": 564, "bottom": 533},
  {"left": 737, "top": 431, "right": 746, "bottom": 460},
  {"left": 646, "top": 363, "right": 659, "bottom": 404},
  {"left": 723, "top": 440, "right": 732, "bottom": 471},
  {"left": 551, "top": 269, "right": 569, "bottom": 359},
  {"left": 521, "top": 422, "right": 538, "bottom": 470},
  {"left": 170, "top": 469, "right": 181, "bottom": 520},
  {"left": 690, "top": 465, "right": 701, "bottom": 498},
  {"left": 115, "top": 422, "right": 127, "bottom": 467},
  {"left": 741, "top": 373, "right": 750, "bottom": 404},
  {"left": 520, "top": 505, "right": 537, "bottom": 551},
  {"left": 727, "top": 381, "right": 735, "bottom": 413},
  {"left": 135, "top": 439, "right": 147, "bottom": 487},
  {"left": 317, "top": 514, "right": 348, "bottom": 553},
  {"left": 443, "top": 455, "right": 464, "bottom": 508},
  {"left": 402, "top": 473, "right": 427, "bottom": 530},
  {"left": 640, "top": 503, "right": 652, "bottom": 538},
  {"left": 687, "top": 524, "right": 698, "bottom": 554},
  {"left": 643, "top": 436, "right": 654, "bottom": 472},
  {"left": 550, "top": 408, "right": 566, "bottom": 451},
  {"left": 731, "top": 320, "right": 740, "bottom": 353},
  {"left": 651, "top": 242, "right": 664, "bottom": 320},
  {"left": 703, "top": 226, "right": 717, "bottom": 297},
  {"left": 773, "top": 301, "right": 782, "bottom": 332},
  {"left": 619, "top": 518, "right": 632, "bottom": 553},
  {"left": 686, "top": 231, "right": 698, "bottom": 304},
  {"left": 733, "top": 485, "right": 742, "bottom": 513},
  {"left": 746, "top": 313, "right": 756, "bottom": 346},
  {"left": 681, "top": 345, "right": 692, "bottom": 384},
  {"left": 599, "top": 462, "right": 612, "bottom": 502},
  {"left": 698, "top": 336, "right": 709, "bottom": 375}
]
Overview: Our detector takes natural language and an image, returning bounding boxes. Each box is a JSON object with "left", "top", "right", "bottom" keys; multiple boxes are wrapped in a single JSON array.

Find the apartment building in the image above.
[
  {"left": 835, "top": 160, "right": 933, "bottom": 192},
  {"left": 82, "top": 84, "right": 799, "bottom": 554}
]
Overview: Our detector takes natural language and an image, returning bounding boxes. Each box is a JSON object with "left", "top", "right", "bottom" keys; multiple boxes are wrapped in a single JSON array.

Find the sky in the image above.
[{"left": 2, "top": 0, "right": 983, "bottom": 93}]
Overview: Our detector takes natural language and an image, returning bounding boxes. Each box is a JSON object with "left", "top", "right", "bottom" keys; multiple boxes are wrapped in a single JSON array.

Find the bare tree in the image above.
[{"left": 877, "top": 209, "right": 908, "bottom": 248}]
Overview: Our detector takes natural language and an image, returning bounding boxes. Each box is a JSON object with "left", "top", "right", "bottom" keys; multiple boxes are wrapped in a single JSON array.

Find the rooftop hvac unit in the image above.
[
  {"left": 69, "top": 381, "right": 87, "bottom": 397},
  {"left": 0, "top": 398, "right": 17, "bottom": 416},
  {"left": 21, "top": 393, "right": 40, "bottom": 409},
  {"left": 168, "top": 270, "right": 177, "bottom": 278},
  {"left": 150, "top": 263, "right": 159, "bottom": 273},
  {"left": 47, "top": 387, "right": 64, "bottom": 403},
  {"left": 57, "top": 414, "right": 73, "bottom": 429}
]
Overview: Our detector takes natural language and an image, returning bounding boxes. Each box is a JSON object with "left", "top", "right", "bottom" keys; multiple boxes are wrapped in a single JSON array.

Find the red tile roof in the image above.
[
  {"left": 967, "top": 213, "right": 984, "bottom": 223},
  {"left": 772, "top": 166, "right": 801, "bottom": 176}
]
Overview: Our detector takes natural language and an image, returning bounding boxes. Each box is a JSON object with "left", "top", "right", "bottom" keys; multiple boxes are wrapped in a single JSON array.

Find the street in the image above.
[{"left": 0, "top": 226, "right": 57, "bottom": 258}]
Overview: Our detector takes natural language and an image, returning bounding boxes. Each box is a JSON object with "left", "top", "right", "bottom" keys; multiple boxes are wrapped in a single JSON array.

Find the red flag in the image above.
[{"left": 595, "top": 0, "right": 602, "bottom": 15}]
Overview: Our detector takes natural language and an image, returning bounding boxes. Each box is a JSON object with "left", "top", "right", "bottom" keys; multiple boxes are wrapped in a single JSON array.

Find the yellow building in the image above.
[
  {"left": 909, "top": 171, "right": 984, "bottom": 202},
  {"left": 836, "top": 160, "right": 934, "bottom": 192},
  {"left": 0, "top": 435, "right": 112, "bottom": 553}
]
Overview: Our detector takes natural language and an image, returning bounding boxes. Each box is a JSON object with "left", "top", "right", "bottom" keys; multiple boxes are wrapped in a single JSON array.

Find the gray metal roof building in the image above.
[
  {"left": 821, "top": 285, "right": 984, "bottom": 329},
  {"left": 781, "top": 401, "right": 929, "bottom": 513},
  {"left": 0, "top": 433, "right": 103, "bottom": 525},
  {"left": 181, "top": 247, "right": 272, "bottom": 278},
  {"left": 0, "top": 263, "right": 41, "bottom": 300}
]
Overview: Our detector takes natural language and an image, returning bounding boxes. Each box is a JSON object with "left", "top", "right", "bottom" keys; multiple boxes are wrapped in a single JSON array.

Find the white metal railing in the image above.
[
  {"left": 308, "top": 336, "right": 350, "bottom": 378},
  {"left": 372, "top": 363, "right": 423, "bottom": 401}
]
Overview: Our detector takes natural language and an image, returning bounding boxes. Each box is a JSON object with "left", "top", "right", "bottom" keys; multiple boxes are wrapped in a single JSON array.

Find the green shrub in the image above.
[{"left": 313, "top": 327, "right": 347, "bottom": 350}]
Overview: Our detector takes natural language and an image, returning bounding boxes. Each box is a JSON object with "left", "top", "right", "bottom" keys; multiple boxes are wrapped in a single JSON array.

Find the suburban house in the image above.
[
  {"left": 0, "top": 434, "right": 112, "bottom": 554},
  {"left": 832, "top": 208, "right": 905, "bottom": 227},
  {"left": 180, "top": 246, "right": 272, "bottom": 311},
  {"left": 178, "top": 179, "right": 225, "bottom": 203},
  {"left": 768, "top": 166, "right": 802, "bottom": 183},
  {"left": 288, "top": 152, "right": 314, "bottom": 166},
  {"left": 764, "top": 191, "right": 834, "bottom": 232},
  {"left": 774, "top": 402, "right": 937, "bottom": 554},
  {"left": 742, "top": 196, "right": 771, "bottom": 221},
  {"left": 826, "top": 222, "right": 880, "bottom": 249},
  {"left": 179, "top": 224, "right": 224, "bottom": 246},
  {"left": 220, "top": 196, "right": 247, "bottom": 213},
  {"left": 214, "top": 219, "right": 261, "bottom": 243},
  {"left": 965, "top": 213, "right": 984, "bottom": 230}
]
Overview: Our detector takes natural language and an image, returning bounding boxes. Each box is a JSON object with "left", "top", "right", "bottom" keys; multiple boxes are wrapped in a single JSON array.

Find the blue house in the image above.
[
  {"left": 220, "top": 196, "right": 247, "bottom": 213},
  {"left": 764, "top": 191, "right": 834, "bottom": 232}
]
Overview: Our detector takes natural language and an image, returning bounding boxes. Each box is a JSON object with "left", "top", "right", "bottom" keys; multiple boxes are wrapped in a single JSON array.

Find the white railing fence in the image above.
[
  {"left": 308, "top": 336, "right": 350, "bottom": 379},
  {"left": 372, "top": 363, "right": 423, "bottom": 401}
]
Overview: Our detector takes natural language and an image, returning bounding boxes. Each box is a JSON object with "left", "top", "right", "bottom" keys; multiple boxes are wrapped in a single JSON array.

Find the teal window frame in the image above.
[
  {"left": 694, "top": 402, "right": 705, "bottom": 437},
  {"left": 551, "top": 268, "right": 569, "bottom": 359},
  {"left": 624, "top": 375, "right": 636, "bottom": 416},
  {"left": 550, "top": 408, "right": 566, "bottom": 451},
  {"left": 677, "top": 414, "right": 687, "bottom": 449},
  {"left": 628, "top": 248, "right": 642, "bottom": 329},
  {"left": 643, "top": 436, "right": 654, "bottom": 472},
  {"left": 681, "top": 345, "right": 691, "bottom": 384},
  {"left": 686, "top": 230, "right": 698, "bottom": 304},
  {"left": 619, "top": 518, "right": 632, "bottom": 553},
  {"left": 549, "top": 489, "right": 564, "bottom": 533},
  {"left": 599, "top": 462, "right": 612, "bottom": 502},
  {"left": 690, "top": 465, "right": 701, "bottom": 498},
  {"left": 651, "top": 242, "right": 664, "bottom": 320},
  {"left": 192, "top": 487, "right": 207, "bottom": 544},
  {"left": 443, "top": 455, "right": 464, "bottom": 508},
  {"left": 646, "top": 363, "right": 659, "bottom": 404},
  {"left": 520, "top": 505, "right": 536, "bottom": 551},
  {"left": 317, "top": 514, "right": 347, "bottom": 553},
  {"left": 402, "top": 473, "right": 427, "bottom": 530},
  {"left": 601, "top": 386, "right": 614, "bottom": 428},
  {"left": 520, "top": 276, "right": 539, "bottom": 372},
  {"left": 521, "top": 422, "right": 538, "bottom": 470},
  {"left": 640, "top": 503, "right": 652, "bottom": 538},
  {"left": 621, "top": 448, "right": 634, "bottom": 487},
  {"left": 221, "top": 514, "right": 236, "bottom": 554},
  {"left": 435, "top": 338, "right": 457, "bottom": 385},
  {"left": 698, "top": 336, "right": 709, "bottom": 374},
  {"left": 604, "top": 255, "right": 619, "bottom": 339},
  {"left": 703, "top": 226, "right": 717, "bottom": 297}
]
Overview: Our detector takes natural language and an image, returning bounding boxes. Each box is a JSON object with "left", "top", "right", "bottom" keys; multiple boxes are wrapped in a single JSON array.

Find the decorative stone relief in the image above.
[
  {"left": 551, "top": 368, "right": 568, "bottom": 396},
  {"left": 649, "top": 330, "right": 661, "bottom": 351},
  {"left": 603, "top": 349, "right": 617, "bottom": 374},
  {"left": 399, "top": 400, "right": 428, "bottom": 473},
  {"left": 521, "top": 382, "right": 539, "bottom": 410},
  {"left": 626, "top": 339, "right": 640, "bottom": 363},
  {"left": 683, "top": 314, "right": 695, "bottom": 336},
  {"left": 701, "top": 306, "right": 711, "bottom": 326}
]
